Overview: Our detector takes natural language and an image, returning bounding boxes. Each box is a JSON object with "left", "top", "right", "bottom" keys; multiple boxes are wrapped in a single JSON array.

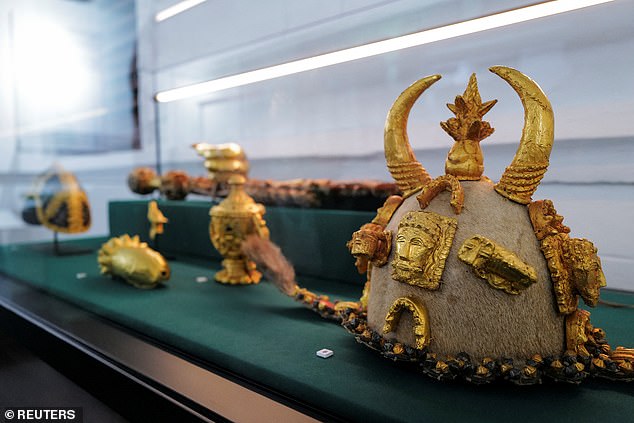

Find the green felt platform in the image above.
[{"left": 0, "top": 201, "right": 633, "bottom": 422}]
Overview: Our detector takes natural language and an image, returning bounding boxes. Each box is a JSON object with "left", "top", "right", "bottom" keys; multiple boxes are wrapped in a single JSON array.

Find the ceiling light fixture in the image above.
[
  {"left": 156, "top": 0, "right": 615, "bottom": 103},
  {"left": 155, "top": 0, "right": 207, "bottom": 23}
]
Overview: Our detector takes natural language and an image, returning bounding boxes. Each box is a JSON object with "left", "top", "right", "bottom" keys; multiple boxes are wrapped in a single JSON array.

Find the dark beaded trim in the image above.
[
  {"left": 293, "top": 291, "right": 343, "bottom": 321},
  {"left": 339, "top": 308, "right": 634, "bottom": 385}
]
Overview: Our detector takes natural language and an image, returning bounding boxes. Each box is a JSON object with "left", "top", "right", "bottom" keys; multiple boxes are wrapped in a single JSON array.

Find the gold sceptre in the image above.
[{"left": 195, "top": 143, "right": 270, "bottom": 285}]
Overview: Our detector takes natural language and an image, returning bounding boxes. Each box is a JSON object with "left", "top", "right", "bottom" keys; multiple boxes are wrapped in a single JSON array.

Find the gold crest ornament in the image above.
[
  {"left": 340, "top": 66, "right": 633, "bottom": 384},
  {"left": 147, "top": 201, "right": 168, "bottom": 241},
  {"left": 98, "top": 234, "right": 170, "bottom": 289},
  {"left": 442, "top": 74, "right": 497, "bottom": 181}
]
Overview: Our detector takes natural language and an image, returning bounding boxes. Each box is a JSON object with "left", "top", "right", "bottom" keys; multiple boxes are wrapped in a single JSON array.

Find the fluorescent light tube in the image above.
[
  {"left": 155, "top": 0, "right": 207, "bottom": 23},
  {"left": 156, "top": 0, "right": 615, "bottom": 103}
]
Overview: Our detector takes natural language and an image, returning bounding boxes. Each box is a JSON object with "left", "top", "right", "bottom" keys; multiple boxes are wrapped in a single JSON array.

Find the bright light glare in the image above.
[
  {"left": 155, "top": 0, "right": 207, "bottom": 22},
  {"left": 156, "top": 0, "right": 615, "bottom": 103},
  {"left": 14, "top": 18, "right": 92, "bottom": 113},
  {"left": 0, "top": 108, "right": 108, "bottom": 140}
]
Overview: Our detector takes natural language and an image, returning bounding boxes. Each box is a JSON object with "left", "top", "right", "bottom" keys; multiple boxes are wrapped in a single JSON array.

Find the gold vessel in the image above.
[
  {"left": 209, "top": 175, "right": 270, "bottom": 284},
  {"left": 195, "top": 143, "right": 270, "bottom": 285}
]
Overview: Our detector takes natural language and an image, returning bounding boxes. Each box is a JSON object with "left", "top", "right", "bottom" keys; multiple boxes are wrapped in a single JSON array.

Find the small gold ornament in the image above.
[
  {"left": 442, "top": 74, "right": 497, "bottom": 181},
  {"left": 527, "top": 199, "right": 570, "bottom": 239},
  {"left": 416, "top": 174, "right": 464, "bottom": 214},
  {"left": 383, "top": 297, "right": 430, "bottom": 350},
  {"left": 458, "top": 235, "right": 537, "bottom": 295},
  {"left": 529, "top": 200, "right": 606, "bottom": 313},
  {"left": 209, "top": 175, "right": 270, "bottom": 285},
  {"left": 391, "top": 211, "right": 456, "bottom": 290},
  {"left": 347, "top": 195, "right": 402, "bottom": 273},
  {"left": 565, "top": 309, "right": 592, "bottom": 357},
  {"left": 564, "top": 238, "right": 607, "bottom": 307},
  {"left": 611, "top": 347, "right": 634, "bottom": 363},
  {"left": 147, "top": 200, "right": 168, "bottom": 240},
  {"left": 98, "top": 234, "right": 170, "bottom": 289}
]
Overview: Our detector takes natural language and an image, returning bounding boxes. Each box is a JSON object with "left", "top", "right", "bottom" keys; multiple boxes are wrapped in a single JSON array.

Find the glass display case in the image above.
[{"left": 0, "top": 1, "right": 633, "bottom": 421}]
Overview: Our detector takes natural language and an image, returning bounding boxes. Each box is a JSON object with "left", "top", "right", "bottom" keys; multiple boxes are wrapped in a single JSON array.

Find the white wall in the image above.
[
  {"left": 144, "top": 0, "right": 634, "bottom": 162},
  {"left": 140, "top": 0, "right": 634, "bottom": 291}
]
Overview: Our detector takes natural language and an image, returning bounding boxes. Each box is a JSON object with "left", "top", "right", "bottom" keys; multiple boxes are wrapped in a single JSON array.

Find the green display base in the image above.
[{"left": 0, "top": 200, "right": 633, "bottom": 421}]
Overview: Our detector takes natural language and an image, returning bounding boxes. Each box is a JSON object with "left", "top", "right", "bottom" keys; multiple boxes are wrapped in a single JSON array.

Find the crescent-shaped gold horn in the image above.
[
  {"left": 489, "top": 66, "right": 554, "bottom": 204},
  {"left": 384, "top": 75, "right": 441, "bottom": 197}
]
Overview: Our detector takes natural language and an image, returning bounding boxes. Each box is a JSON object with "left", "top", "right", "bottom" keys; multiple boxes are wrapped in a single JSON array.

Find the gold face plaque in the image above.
[{"left": 391, "top": 211, "right": 457, "bottom": 290}]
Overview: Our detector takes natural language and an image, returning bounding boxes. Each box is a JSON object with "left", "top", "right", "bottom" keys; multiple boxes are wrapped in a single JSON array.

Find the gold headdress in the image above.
[{"left": 343, "top": 66, "right": 633, "bottom": 384}]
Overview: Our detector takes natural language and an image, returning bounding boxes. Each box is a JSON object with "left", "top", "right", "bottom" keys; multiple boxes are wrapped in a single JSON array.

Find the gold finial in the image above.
[
  {"left": 442, "top": 73, "right": 497, "bottom": 180},
  {"left": 193, "top": 142, "right": 249, "bottom": 184}
]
